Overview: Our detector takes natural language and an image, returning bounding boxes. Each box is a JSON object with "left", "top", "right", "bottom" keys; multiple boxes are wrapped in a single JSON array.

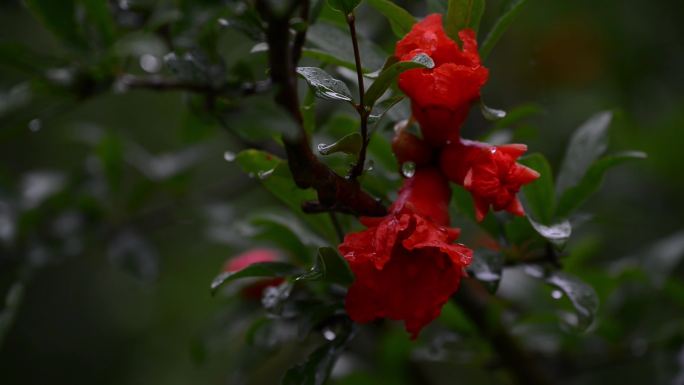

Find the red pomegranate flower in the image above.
[
  {"left": 395, "top": 14, "right": 489, "bottom": 147},
  {"left": 224, "top": 248, "right": 284, "bottom": 299},
  {"left": 440, "top": 140, "right": 540, "bottom": 221},
  {"left": 339, "top": 168, "right": 472, "bottom": 338}
]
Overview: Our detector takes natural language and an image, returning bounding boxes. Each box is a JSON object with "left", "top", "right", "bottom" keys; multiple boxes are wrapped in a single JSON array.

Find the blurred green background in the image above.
[{"left": 1, "top": 0, "right": 683, "bottom": 384}]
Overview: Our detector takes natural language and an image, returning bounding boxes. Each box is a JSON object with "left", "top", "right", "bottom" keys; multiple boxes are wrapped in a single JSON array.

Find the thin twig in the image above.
[
  {"left": 328, "top": 212, "right": 345, "bottom": 243},
  {"left": 346, "top": 12, "right": 371, "bottom": 180},
  {"left": 255, "top": 0, "right": 386, "bottom": 217},
  {"left": 292, "top": 0, "right": 310, "bottom": 66}
]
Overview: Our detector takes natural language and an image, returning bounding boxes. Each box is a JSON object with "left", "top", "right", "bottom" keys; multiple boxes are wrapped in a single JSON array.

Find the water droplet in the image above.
[
  {"left": 217, "top": 18, "right": 230, "bottom": 27},
  {"left": 551, "top": 289, "right": 563, "bottom": 300},
  {"left": 28, "top": 118, "right": 41, "bottom": 132},
  {"left": 401, "top": 161, "right": 416, "bottom": 178},
  {"left": 139, "top": 54, "right": 161, "bottom": 73},
  {"left": 393, "top": 119, "right": 408, "bottom": 133},
  {"left": 322, "top": 327, "right": 336, "bottom": 341},
  {"left": 257, "top": 169, "right": 274, "bottom": 180},
  {"left": 365, "top": 160, "right": 374, "bottom": 172},
  {"left": 223, "top": 151, "right": 236, "bottom": 162}
]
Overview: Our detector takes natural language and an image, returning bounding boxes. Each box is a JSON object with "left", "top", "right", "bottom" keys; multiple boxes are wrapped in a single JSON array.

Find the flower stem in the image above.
[{"left": 346, "top": 12, "right": 370, "bottom": 180}]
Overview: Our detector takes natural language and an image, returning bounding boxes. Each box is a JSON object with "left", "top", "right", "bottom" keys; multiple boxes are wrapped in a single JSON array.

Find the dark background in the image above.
[{"left": 1, "top": 0, "right": 683, "bottom": 384}]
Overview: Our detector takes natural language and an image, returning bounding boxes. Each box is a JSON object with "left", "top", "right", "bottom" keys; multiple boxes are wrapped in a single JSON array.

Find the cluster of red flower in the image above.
[{"left": 338, "top": 14, "right": 540, "bottom": 338}]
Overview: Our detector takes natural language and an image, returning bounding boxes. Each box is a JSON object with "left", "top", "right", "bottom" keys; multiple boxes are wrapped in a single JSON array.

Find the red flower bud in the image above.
[
  {"left": 440, "top": 140, "right": 540, "bottom": 221},
  {"left": 391, "top": 128, "right": 434, "bottom": 166},
  {"left": 395, "top": 14, "right": 489, "bottom": 147},
  {"left": 223, "top": 248, "right": 284, "bottom": 299},
  {"left": 339, "top": 168, "right": 472, "bottom": 338}
]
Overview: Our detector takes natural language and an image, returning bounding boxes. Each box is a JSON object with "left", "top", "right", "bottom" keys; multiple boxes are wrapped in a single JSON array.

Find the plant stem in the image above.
[
  {"left": 255, "top": 0, "right": 386, "bottom": 217},
  {"left": 292, "top": 0, "right": 310, "bottom": 66},
  {"left": 328, "top": 212, "right": 345, "bottom": 243},
  {"left": 346, "top": 12, "right": 371, "bottom": 180}
]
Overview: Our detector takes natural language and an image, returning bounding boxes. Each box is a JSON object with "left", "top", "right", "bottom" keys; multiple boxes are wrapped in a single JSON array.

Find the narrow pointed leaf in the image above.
[
  {"left": 317, "top": 132, "right": 363, "bottom": 155},
  {"left": 367, "top": 0, "right": 417, "bottom": 37},
  {"left": 556, "top": 151, "right": 647, "bottom": 217},
  {"left": 364, "top": 53, "right": 434, "bottom": 108},
  {"left": 445, "top": 0, "right": 486, "bottom": 43},
  {"left": 210, "top": 262, "right": 300, "bottom": 294},
  {"left": 328, "top": 0, "right": 362, "bottom": 14},
  {"left": 556, "top": 111, "right": 612, "bottom": 194},
  {"left": 296, "top": 67, "right": 354, "bottom": 103},
  {"left": 480, "top": 0, "right": 528, "bottom": 60}
]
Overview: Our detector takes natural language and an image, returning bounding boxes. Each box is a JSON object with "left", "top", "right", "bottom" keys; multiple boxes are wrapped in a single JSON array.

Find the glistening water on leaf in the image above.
[
  {"left": 296, "top": 67, "right": 354, "bottom": 103},
  {"left": 317, "top": 132, "right": 363, "bottom": 156},
  {"left": 528, "top": 217, "right": 572, "bottom": 248},
  {"left": 296, "top": 247, "right": 354, "bottom": 286},
  {"left": 480, "top": 99, "right": 507, "bottom": 121}
]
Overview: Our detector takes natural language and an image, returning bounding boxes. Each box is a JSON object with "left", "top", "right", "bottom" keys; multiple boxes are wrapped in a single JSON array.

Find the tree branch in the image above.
[{"left": 255, "top": 0, "right": 386, "bottom": 217}]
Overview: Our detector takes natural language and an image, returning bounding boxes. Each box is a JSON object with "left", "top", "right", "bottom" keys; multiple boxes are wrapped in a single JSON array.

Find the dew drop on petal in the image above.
[{"left": 401, "top": 161, "right": 416, "bottom": 178}]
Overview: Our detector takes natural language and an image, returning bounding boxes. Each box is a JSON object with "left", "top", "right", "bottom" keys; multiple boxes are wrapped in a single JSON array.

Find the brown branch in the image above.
[
  {"left": 291, "top": 0, "right": 310, "bottom": 66},
  {"left": 255, "top": 0, "right": 386, "bottom": 217},
  {"left": 453, "top": 279, "right": 553, "bottom": 385}
]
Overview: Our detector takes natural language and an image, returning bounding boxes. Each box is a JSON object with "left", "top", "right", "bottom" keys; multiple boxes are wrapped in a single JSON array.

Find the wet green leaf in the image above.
[
  {"left": 368, "top": 95, "right": 405, "bottom": 127},
  {"left": 467, "top": 250, "right": 504, "bottom": 292},
  {"left": 519, "top": 153, "right": 555, "bottom": 224},
  {"left": 556, "top": 111, "right": 612, "bottom": 195},
  {"left": 446, "top": 0, "right": 486, "bottom": 43},
  {"left": 364, "top": 53, "right": 434, "bottom": 108},
  {"left": 528, "top": 217, "right": 572, "bottom": 248},
  {"left": 317, "top": 132, "right": 363, "bottom": 155},
  {"left": 307, "top": 22, "right": 386, "bottom": 72},
  {"left": 556, "top": 151, "right": 646, "bottom": 217},
  {"left": 367, "top": 0, "right": 417, "bottom": 37},
  {"left": 480, "top": 0, "right": 528, "bottom": 60},
  {"left": 210, "top": 262, "right": 300, "bottom": 294},
  {"left": 297, "top": 247, "right": 354, "bottom": 285},
  {"left": 80, "top": 0, "right": 117, "bottom": 46},
  {"left": 296, "top": 67, "right": 354, "bottom": 103}
]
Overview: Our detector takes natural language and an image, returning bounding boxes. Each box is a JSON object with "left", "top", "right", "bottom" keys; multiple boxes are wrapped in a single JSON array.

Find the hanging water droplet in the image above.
[
  {"left": 139, "top": 54, "right": 161, "bottom": 73},
  {"left": 322, "top": 327, "right": 336, "bottom": 341},
  {"left": 551, "top": 289, "right": 563, "bottom": 300},
  {"left": 365, "top": 160, "right": 374, "bottom": 172},
  {"left": 28, "top": 118, "right": 41, "bottom": 132},
  {"left": 223, "top": 151, "right": 236, "bottom": 162},
  {"left": 401, "top": 161, "right": 416, "bottom": 178},
  {"left": 257, "top": 169, "right": 274, "bottom": 180},
  {"left": 217, "top": 18, "right": 230, "bottom": 27}
]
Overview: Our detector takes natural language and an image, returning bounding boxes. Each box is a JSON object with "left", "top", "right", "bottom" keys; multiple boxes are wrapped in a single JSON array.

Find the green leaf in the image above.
[
  {"left": 282, "top": 322, "right": 356, "bottom": 385},
  {"left": 526, "top": 266, "right": 599, "bottom": 332},
  {"left": 24, "top": 0, "right": 85, "bottom": 49},
  {"left": 303, "top": 48, "right": 358, "bottom": 73},
  {"left": 297, "top": 247, "right": 354, "bottom": 285},
  {"left": 307, "top": 22, "right": 386, "bottom": 72},
  {"left": 519, "top": 153, "right": 554, "bottom": 224},
  {"left": 367, "top": 0, "right": 417, "bottom": 37},
  {"left": 328, "top": 0, "right": 362, "bottom": 14},
  {"left": 210, "top": 262, "right": 300, "bottom": 294},
  {"left": 296, "top": 67, "right": 354, "bottom": 103},
  {"left": 528, "top": 217, "right": 572, "bottom": 248},
  {"left": 556, "top": 111, "right": 612, "bottom": 195},
  {"left": 80, "top": 0, "right": 117, "bottom": 46},
  {"left": 317, "top": 132, "right": 363, "bottom": 155},
  {"left": 556, "top": 151, "right": 647, "bottom": 217},
  {"left": 364, "top": 53, "right": 434, "bottom": 108},
  {"left": 445, "top": 0, "right": 486, "bottom": 43},
  {"left": 368, "top": 95, "right": 405, "bottom": 127},
  {"left": 480, "top": 99, "right": 507, "bottom": 121},
  {"left": 480, "top": 0, "right": 528, "bottom": 60},
  {"left": 235, "top": 150, "right": 338, "bottom": 243}
]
